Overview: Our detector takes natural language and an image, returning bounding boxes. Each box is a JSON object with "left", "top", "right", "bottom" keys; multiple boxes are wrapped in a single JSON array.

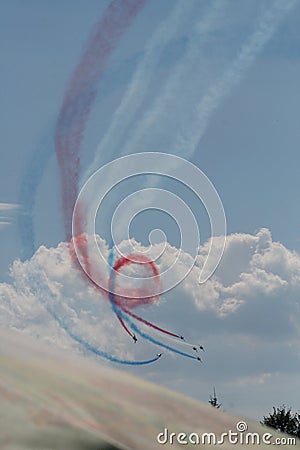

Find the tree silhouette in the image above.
[
  {"left": 209, "top": 387, "right": 222, "bottom": 408},
  {"left": 261, "top": 405, "right": 300, "bottom": 438}
]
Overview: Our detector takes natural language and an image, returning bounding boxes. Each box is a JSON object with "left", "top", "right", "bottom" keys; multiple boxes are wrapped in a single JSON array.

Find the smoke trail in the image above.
[
  {"left": 18, "top": 49, "right": 145, "bottom": 260},
  {"left": 55, "top": 0, "right": 146, "bottom": 241},
  {"left": 108, "top": 251, "right": 202, "bottom": 351},
  {"left": 107, "top": 250, "right": 198, "bottom": 360},
  {"left": 111, "top": 0, "right": 297, "bottom": 236},
  {"left": 119, "top": 0, "right": 227, "bottom": 157},
  {"left": 175, "top": 0, "right": 299, "bottom": 156},
  {"left": 81, "top": 244, "right": 179, "bottom": 341},
  {"left": 123, "top": 307, "right": 182, "bottom": 339},
  {"left": 82, "top": 0, "right": 197, "bottom": 184},
  {"left": 28, "top": 272, "right": 160, "bottom": 366},
  {"left": 108, "top": 288, "right": 198, "bottom": 360},
  {"left": 122, "top": 0, "right": 298, "bottom": 159},
  {"left": 54, "top": 1, "right": 158, "bottom": 365},
  {"left": 18, "top": 131, "right": 54, "bottom": 260}
]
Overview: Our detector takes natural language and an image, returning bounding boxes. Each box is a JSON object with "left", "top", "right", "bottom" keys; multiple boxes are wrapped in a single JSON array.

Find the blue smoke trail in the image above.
[
  {"left": 52, "top": 310, "right": 161, "bottom": 365},
  {"left": 28, "top": 271, "right": 160, "bottom": 366},
  {"left": 107, "top": 247, "right": 198, "bottom": 361},
  {"left": 17, "top": 49, "right": 146, "bottom": 260},
  {"left": 18, "top": 129, "right": 55, "bottom": 260}
]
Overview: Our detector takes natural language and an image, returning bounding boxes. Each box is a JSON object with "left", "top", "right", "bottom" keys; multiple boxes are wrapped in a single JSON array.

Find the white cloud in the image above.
[
  {"left": 0, "top": 228, "right": 299, "bottom": 419},
  {"left": 1, "top": 227, "right": 300, "bottom": 346},
  {"left": 0, "top": 202, "right": 19, "bottom": 229},
  {"left": 0, "top": 203, "right": 19, "bottom": 211},
  {"left": 235, "top": 372, "right": 272, "bottom": 386}
]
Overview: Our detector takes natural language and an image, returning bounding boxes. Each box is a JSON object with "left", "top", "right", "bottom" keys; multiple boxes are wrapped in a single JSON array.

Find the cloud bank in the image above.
[
  {"left": 1, "top": 228, "right": 299, "bottom": 418},
  {"left": 1, "top": 227, "right": 300, "bottom": 348}
]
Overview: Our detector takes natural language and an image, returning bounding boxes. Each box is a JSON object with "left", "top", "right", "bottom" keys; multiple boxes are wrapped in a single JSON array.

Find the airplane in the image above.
[
  {"left": 199, "top": 345, "right": 205, "bottom": 352},
  {"left": 197, "top": 356, "right": 202, "bottom": 362},
  {"left": 132, "top": 334, "right": 137, "bottom": 343},
  {"left": 157, "top": 353, "right": 163, "bottom": 358}
]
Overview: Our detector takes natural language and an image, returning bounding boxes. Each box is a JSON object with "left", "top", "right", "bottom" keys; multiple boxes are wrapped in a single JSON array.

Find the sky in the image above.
[{"left": 0, "top": 0, "right": 300, "bottom": 421}]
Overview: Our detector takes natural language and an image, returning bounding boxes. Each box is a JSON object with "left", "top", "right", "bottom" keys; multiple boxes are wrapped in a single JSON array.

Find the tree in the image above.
[
  {"left": 261, "top": 405, "right": 300, "bottom": 438},
  {"left": 209, "top": 386, "right": 222, "bottom": 408}
]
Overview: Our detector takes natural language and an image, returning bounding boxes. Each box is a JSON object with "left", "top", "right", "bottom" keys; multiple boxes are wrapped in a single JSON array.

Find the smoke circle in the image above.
[{"left": 72, "top": 152, "right": 226, "bottom": 297}]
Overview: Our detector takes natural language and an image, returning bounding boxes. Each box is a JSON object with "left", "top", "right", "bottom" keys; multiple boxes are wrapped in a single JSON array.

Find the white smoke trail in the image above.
[
  {"left": 175, "top": 0, "right": 298, "bottom": 157},
  {"left": 122, "top": 0, "right": 297, "bottom": 176},
  {"left": 120, "top": 0, "right": 229, "bottom": 156},
  {"left": 82, "top": 0, "right": 198, "bottom": 184},
  {"left": 122, "top": 0, "right": 298, "bottom": 159},
  {"left": 112, "top": 0, "right": 297, "bottom": 235}
]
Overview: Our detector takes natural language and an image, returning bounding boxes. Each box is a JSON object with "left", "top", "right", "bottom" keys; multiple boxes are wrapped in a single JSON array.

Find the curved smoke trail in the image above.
[
  {"left": 55, "top": 0, "right": 146, "bottom": 240},
  {"left": 18, "top": 49, "right": 148, "bottom": 260},
  {"left": 175, "top": 0, "right": 299, "bottom": 157},
  {"left": 108, "top": 252, "right": 181, "bottom": 339},
  {"left": 72, "top": 239, "right": 196, "bottom": 360},
  {"left": 104, "top": 0, "right": 297, "bottom": 242},
  {"left": 28, "top": 271, "right": 160, "bottom": 366},
  {"left": 121, "top": 0, "right": 298, "bottom": 159},
  {"left": 82, "top": 0, "right": 197, "bottom": 184},
  {"left": 107, "top": 250, "right": 198, "bottom": 361},
  {"left": 51, "top": 0, "right": 162, "bottom": 365},
  {"left": 119, "top": 0, "right": 227, "bottom": 158}
]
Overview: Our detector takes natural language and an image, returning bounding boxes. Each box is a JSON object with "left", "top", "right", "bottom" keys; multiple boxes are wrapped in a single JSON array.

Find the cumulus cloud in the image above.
[
  {"left": 1, "top": 227, "right": 300, "bottom": 347},
  {"left": 0, "top": 227, "right": 299, "bottom": 418},
  {"left": 0, "top": 240, "right": 137, "bottom": 361}
]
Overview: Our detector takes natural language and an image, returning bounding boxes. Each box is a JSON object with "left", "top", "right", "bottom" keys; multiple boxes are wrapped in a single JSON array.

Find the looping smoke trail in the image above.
[
  {"left": 108, "top": 285, "right": 198, "bottom": 361},
  {"left": 70, "top": 230, "right": 198, "bottom": 362},
  {"left": 107, "top": 250, "right": 198, "bottom": 361},
  {"left": 108, "top": 252, "right": 181, "bottom": 339},
  {"left": 75, "top": 241, "right": 184, "bottom": 344}
]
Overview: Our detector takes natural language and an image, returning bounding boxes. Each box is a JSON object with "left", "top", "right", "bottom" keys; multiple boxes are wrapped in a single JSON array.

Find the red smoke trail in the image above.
[
  {"left": 55, "top": 0, "right": 150, "bottom": 321},
  {"left": 116, "top": 314, "right": 135, "bottom": 339},
  {"left": 110, "top": 253, "right": 160, "bottom": 309},
  {"left": 113, "top": 254, "right": 159, "bottom": 275},
  {"left": 55, "top": 0, "right": 146, "bottom": 242},
  {"left": 70, "top": 202, "right": 91, "bottom": 276},
  {"left": 109, "top": 254, "right": 181, "bottom": 339},
  {"left": 55, "top": 0, "right": 183, "bottom": 348},
  {"left": 55, "top": 0, "right": 151, "bottom": 344},
  {"left": 122, "top": 307, "right": 181, "bottom": 338}
]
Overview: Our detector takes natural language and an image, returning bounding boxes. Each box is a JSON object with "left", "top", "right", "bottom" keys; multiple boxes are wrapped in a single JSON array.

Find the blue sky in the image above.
[{"left": 1, "top": 0, "right": 300, "bottom": 421}]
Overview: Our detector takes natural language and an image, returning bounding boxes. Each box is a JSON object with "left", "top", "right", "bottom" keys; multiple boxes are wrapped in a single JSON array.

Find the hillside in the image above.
[{"left": 0, "top": 328, "right": 298, "bottom": 449}]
